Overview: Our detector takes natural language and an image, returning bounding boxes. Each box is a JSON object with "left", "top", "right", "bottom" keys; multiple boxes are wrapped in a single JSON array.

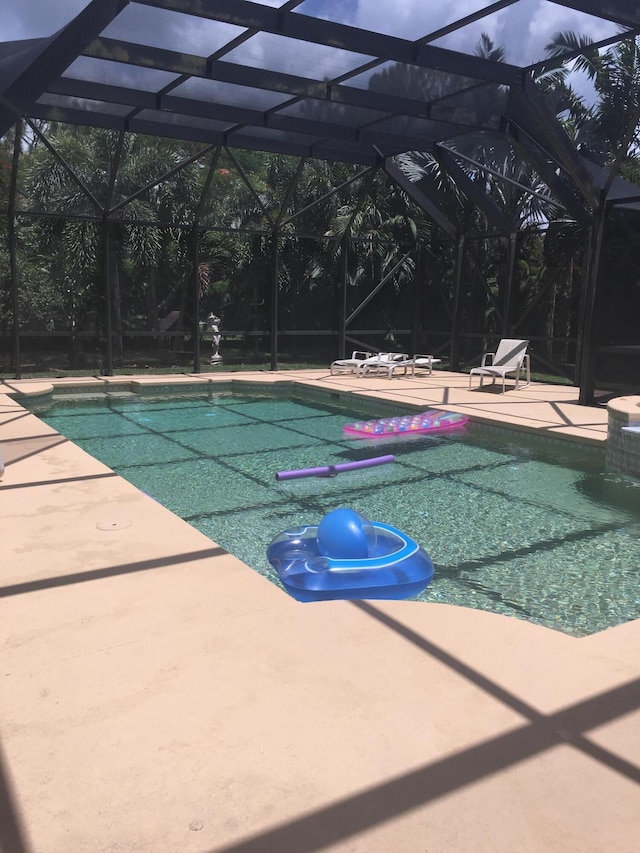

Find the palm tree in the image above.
[
  {"left": 389, "top": 33, "right": 583, "bottom": 360},
  {"left": 543, "top": 32, "right": 640, "bottom": 177},
  {"left": 202, "top": 153, "right": 370, "bottom": 356},
  {"left": 24, "top": 126, "right": 203, "bottom": 366},
  {"left": 322, "top": 168, "right": 432, "bottom": 351}
]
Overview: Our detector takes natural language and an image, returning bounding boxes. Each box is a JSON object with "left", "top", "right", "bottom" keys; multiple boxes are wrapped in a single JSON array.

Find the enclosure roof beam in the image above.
[
  {"left": 43, "top": 71, "right": 479, "bottom": 167},
  {"left": 46, "top": 76, "right": 402, "bottom": 149},
  {"left": 0, "top": 0, "right": 127, "bottom": 137},
  {"left": 134, "top": 0, "right": 521, "bottom": 86},
  {"left": 27, "top": 98, "right": 378, "bottom": 164},
  {"left": 83, "top": 37, "right": 499, "bottom": 136},
  {"left": 549, "top": 0, "right": 640, "bottom": 29}
]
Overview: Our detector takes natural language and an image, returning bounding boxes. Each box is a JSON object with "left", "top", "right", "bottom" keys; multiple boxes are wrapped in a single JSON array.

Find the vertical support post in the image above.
[
  {"left": 7, "top": 119, "right": 22, "bottom": 378},
  {"left": 578, "top": 207, "right": 606, "bottom": 405},
  {"left": 574, "top": 223, "right": 593, "bottom": 386},
  {"left": 270, "top": 229, "right": 279, "bottom": 371},
  {"left": 450, "top": 234, "right": 465, "bottom": 371},
  {"left": 193, "top": 228, "right": 201, "bottom": 374},
  {"left": 193, "top": 149, "right": 221, "bottom": 374},
  {"left": 7, "top": 218, "right": 20, "bottom": 378},
  {"left": 102, "top": 217, "right": 113, "bottom": 376},
  {"left": 412, "top": 244, "right": 422, "bottom": 356},
  {"left": 503, "top": 233, "right": 517, "bottom": 337},
  {"left": 338, "top": 234, "right": 348, "bottom": 359}
]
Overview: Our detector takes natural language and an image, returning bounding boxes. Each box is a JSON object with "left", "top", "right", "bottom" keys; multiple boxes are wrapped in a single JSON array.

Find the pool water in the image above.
[{"left": 35, "top": 392, "right": 640, "bottom": 636}]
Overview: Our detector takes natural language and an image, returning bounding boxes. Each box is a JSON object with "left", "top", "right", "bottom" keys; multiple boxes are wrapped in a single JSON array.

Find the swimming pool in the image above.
[{"left": 33, "top": 390, "right": 640, "bottom": 636}]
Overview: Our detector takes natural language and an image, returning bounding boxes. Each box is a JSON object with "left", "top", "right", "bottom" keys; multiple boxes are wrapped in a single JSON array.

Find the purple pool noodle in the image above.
[{"left": 275, "top": 454, "right": 395, "bottom": 481}]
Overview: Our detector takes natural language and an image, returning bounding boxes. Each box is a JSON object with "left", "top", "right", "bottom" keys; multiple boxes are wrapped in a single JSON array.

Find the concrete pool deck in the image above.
[{"left": 1, "top": 369, "right": 638, "bottom": 852}]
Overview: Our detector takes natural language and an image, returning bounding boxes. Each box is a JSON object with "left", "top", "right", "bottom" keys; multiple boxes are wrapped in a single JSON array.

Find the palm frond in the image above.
[
  {"left": 474, "top": 33, "right": 505, "bottom": 63},
  {"left": 544, "top": 31, "right": 598, "bottom": 77}
]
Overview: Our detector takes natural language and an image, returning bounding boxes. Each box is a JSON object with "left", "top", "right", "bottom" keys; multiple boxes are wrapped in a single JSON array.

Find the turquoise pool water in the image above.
[{"left": 33, "top": 391, "right": 640, "bottom": 636}]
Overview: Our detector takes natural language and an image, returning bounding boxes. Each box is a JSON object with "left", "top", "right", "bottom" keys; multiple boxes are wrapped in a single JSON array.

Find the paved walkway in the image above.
[
  {"left": 1, "top": 371, "right": 637, "bottom": 853},
  {"left": 267, "top": 367, "right": 610, "bottom": 445}
]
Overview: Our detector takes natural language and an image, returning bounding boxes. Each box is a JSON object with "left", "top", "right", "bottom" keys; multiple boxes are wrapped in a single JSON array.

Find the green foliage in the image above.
[
  {"left": 4, "top": 26, "right": 640, "bottom": 381},
  {"left": 543, "top": 32, "right": 640, "bottom": 171}
]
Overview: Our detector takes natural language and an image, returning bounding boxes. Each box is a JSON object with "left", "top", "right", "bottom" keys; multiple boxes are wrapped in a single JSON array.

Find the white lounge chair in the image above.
[
  {"left": 361, "top": 353, "right": 442, "bottom": 379},
  {"left": 359, "top": 353, "right": 409, "bottom": 377},
  {"left": 469, "top": 339, "right": 530, "bottom": 392},
  {"left": 330, "top": 351, "right": 378, "bottom": 375},
  {"left": 409, "top": 354, "right": 441, "bottom": 377}
]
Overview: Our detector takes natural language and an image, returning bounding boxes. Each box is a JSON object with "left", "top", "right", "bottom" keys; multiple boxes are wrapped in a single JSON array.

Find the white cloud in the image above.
[
  {"left": 2, "top": 0, "right": 626, "bottom": 81},
  {"left": 528, "top": 2, "right": 621, "bottom": 52},
  {"left": 2, "top": 0, "right": 92, "bottom": 41},
  {"left": 349, "top": 0, "right": 498, "bottom": 42}
]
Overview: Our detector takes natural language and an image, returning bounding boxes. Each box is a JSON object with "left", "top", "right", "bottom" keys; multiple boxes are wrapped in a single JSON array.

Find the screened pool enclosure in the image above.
[{"left": 2, "top": 0, "right": 640, "bottom": 403}]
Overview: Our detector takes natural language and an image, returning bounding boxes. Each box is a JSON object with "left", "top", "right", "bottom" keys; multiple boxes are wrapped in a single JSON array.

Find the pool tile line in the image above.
[{"left": 4, "top": 369, "right": 610, "bottom": 451}]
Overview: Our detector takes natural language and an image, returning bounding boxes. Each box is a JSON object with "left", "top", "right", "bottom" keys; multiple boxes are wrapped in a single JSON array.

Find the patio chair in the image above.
[
  {"left": 468, "top": 339, "right": 530, "bottom": 392},
  {"left": 330, "top": 351, "right": 378, "bottom": 375}
]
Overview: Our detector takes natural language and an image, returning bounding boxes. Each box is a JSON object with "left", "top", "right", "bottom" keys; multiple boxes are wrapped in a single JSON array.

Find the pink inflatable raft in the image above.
[{"left": 343, "top": 409, "right": 468, "bottom": 438}]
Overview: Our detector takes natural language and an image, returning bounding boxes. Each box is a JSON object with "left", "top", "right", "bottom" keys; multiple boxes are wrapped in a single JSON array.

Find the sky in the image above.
[
  {"left": 3, "top": 0, "right": 91, "bottom": 41},
  {"left": 1, "top": 0, "right": 622, "bottom": 104},
  {"left": 297, "top": 0, "right": 623, "bottom": 66},
  {"left": 2, "top": 0, "right": 624, "bottom": 58}
]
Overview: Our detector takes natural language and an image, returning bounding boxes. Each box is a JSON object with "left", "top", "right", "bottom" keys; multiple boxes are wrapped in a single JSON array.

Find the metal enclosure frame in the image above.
[{"left": 2, "top": 0, "right": 640, "bottom": 402}]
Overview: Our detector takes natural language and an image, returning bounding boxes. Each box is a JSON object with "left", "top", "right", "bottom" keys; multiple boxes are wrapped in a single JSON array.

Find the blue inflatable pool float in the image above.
[{"left": 267, "top": 508, "right": 434, "bottom": 602}]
